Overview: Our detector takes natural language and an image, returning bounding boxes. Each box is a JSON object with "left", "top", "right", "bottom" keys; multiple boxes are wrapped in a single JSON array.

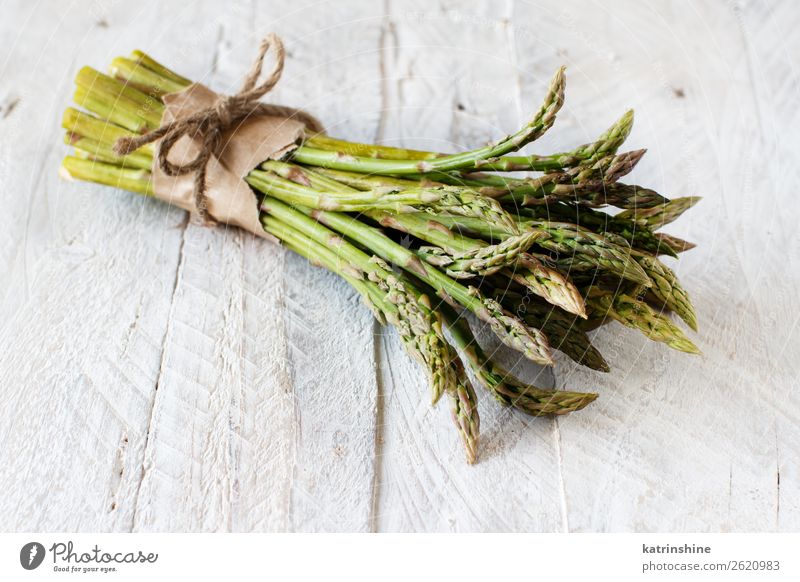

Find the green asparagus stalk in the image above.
[
  {"left": 654, "top": 232, "right": 696, "bottom": 254},
  {"left": 368, "top": 262, "right": 460, "bottom": 407},
  {"left": 440, "top": 304, "right": 598, "bottom": 414},
  {"left": 516, "top": 202, "right": 676, "bottom": 257},
  {"left": 471, "top": 109, "right": 635, "bottom": 172},
  {"left": 586, "top": 290, "right": 700, "bottom": 354},
  {"left": 305, "top": 109, "right": 633, "bottom": 173},
  {"left": 109, "top": 54, "right": 191, "bottom": 95},
  {"left": 594, "top": 183, "right": 669, "bottom": 209},
  {"left": 526, "top": 221, "right": 651, "bottom": 286},
  {"left": 64, "top": 132, "right": 152, "bottom": 170},
  {"left": 499, "top": 291, "right": 609, "bottom": 372},
  {"left": 446, "top": 360, "right": 481, "bottom": 464},
  {"left": 61, "top": 156, "right": 154, "bottom": 196},
  {"left": 496, "top": 149, "right": 646, "bottom": 207},
  {"left": 290, "top": 67, "right": 566, "bottom": 175},
  {"left": 633, "top": 253, "right": 697, "bottom": 331},
  {"left": 502, "top": 253, "right": 588, "bottom": 319},
  {"left": 301, "top": 148, "right": 644, "bottom": 208},
  {"left": 616, "top": 196, "right": 701, "bottom": 229},
  {"left": 416, "top": 231, "right": 544, "bottom": 278},
  {"left": 247, "top": 169, "right": 519, "bottom": 234},
  {"left": 269, "top": 162, "right": 431, "bottom": 192}
]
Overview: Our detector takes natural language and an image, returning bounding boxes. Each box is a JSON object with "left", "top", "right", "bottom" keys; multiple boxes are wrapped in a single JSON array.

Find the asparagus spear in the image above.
[
  {"left": 416, "top": 230, "right": 544, "bottom": 278},
  {"left": 594, "top": 183, "right": 668, "bottom": 209},
  {"left": 109, "top": 55, "right": 191, "bottom": 95},
  {"left": 301, "top": 147, "right": 644, "bottom": 208},
  {"left": 441, "top": 304, "right": 598, "bottom": 416},
  {"left": 654, "top": 232, "right": 697, "bottom": 254},
  {"left": 272, "top": 162, "right": 437, "bottom": 192},
  {"left": 499, "top": 291, "right": 609, "bottom": 372},
  {"left": 290, "top": 67, "right": 566, "bottom": 175},
  {"left": 633, "top": 253, "right": 697, "bottom": 331},
  {"left": 367, "top": 262, "right": 459, "bottom": 407},
  {"left": 516, "top": 202, "right": 676, "bottom": 257},
  {"left": 64, "top": 132, "right": 153, "bottom": 170},
  {"left": 304, "top": 109, "right": 634, "bottom": 173},
  {"left": 616, "top": 196, "right": 701, "bottom": 229},
  {"left": 304, "top": 134, "right": 436, "bottom": 160},
  {"left": 496, "top": 149, "right": 646, "bottom": 207},
  {"left": 393, "top": 211, "right": 652, "bottom": 288},
  {"left": 527, "top": 221, "right": 651, "bottom": 286},
  {"left": 446, "top": 360, "right": 481, "bottom": 464},
  {"left": 61, "top": 156, "right": 154, "bottom": 196},
  {"left": 122, "top": 50, "right": 193, "bottom": 88},
  {"left": 502, "top": 253, "right": 588, "bottom": 320},
  {"left": 472, "top": 109, "right": 635, "bottom": 172},
  {"left": 247, "top": 170, "right": 519, "bottom": 234},
  {"left": 586, "top": 290, "right": 700, "bottom": 354}
]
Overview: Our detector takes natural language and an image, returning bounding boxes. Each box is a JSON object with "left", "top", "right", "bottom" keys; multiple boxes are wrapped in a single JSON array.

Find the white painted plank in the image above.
[
  {"left": 0, "top": 0, "right": 199, "bottom": 532},
  {"left": 373, "top": 0, "right": 568, "bottom": 532},
  {"left": 130, "top": 223, "right": 299, "bottom": 532},
  {"left": 513, "top": 0, "right": 800, "bottom": 531},
  {"left": 258, "top": 1, "right": 387, "bottom": 532},
  {"left": 734, "top": 0, "right": 800, "bottom": 531},
  {"left": 0, "top": 184, "right": 185, "bottom": 532},
  {"left": 131, "top": 0, "right": 386, "bottom": 532}
]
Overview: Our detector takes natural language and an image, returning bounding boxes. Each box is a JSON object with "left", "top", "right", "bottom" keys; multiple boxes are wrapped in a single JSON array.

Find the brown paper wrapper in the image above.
[{"left": 153, "top": 83, "right": 307, "bottom": 240}]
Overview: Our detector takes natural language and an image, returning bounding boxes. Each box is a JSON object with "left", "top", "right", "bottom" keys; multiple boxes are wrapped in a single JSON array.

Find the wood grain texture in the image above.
[
  {"left": 510, "top": 0, "right": 800, "bottom": 532},
  {"left": 0, "top": 0, "right": 798, "bottom": 532},
  {"left": 0, "top": 0, "right": 197, "bottom": 533}
]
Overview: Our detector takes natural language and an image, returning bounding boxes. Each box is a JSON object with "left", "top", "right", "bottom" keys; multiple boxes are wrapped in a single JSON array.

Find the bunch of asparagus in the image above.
[{"left": 59, "top": 49, "right": 700, "bottom": 463}]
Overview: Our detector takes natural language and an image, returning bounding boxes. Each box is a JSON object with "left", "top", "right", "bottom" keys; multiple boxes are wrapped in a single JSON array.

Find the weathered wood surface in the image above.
[{"left": 0, "top": 0, "right": 797, "bottom": 532}]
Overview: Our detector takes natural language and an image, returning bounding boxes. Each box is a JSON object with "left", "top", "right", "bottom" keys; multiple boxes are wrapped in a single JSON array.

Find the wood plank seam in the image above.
[
  {"left": 129, "top": 214, "right": 190, "bottom": 531},
  {"left": 368, "top": 2, "right": 394, "bottom": 532}
]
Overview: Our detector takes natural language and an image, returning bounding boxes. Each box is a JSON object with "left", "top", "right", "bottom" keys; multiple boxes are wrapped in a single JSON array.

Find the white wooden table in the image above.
[{"left": 1, "top": 0, "right": 798, "bottom": 532}]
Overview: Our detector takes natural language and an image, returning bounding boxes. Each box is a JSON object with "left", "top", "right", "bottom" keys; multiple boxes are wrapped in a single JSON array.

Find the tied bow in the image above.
[{"left": 113, "top": 33, "right": 324, "bottom": 222}]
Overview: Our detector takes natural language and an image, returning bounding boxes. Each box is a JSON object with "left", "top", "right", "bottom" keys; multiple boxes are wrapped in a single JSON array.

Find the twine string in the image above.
[{"left": 113, "top": 33, "right": 323, "bottom": 223}]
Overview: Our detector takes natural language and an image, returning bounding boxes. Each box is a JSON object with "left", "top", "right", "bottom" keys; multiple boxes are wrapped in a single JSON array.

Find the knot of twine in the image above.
[{"left": 113, "top": 33, "right": 324, "bottom": 223}]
